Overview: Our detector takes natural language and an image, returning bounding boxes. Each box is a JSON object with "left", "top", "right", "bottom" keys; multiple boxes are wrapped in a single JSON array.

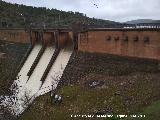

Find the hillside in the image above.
[
  {"left": 125, "top": 19, "right": 160, "bottom": 24},
  {"left": 0, "top": 0, "right": 118, "bottom": 28}
]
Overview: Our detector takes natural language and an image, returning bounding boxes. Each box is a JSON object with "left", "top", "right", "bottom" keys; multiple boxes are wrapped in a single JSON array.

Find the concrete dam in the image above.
[
  {"left": 1, "top": 27, "right": 160, "bottom": 115},
  {"left": 1, "top": 29, "right": 73, "bottom": 115}
]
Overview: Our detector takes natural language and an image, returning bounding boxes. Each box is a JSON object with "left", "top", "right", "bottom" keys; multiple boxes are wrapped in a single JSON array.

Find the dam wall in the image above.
[
  {"left": 78, "top": 28, "right": 160, "bottom": 61},
  {"left": 0, "top": 28, "right": 160, "bottom": 61},
  {"left": 0, "top": 28, "right": 30, "bottom": 43}
]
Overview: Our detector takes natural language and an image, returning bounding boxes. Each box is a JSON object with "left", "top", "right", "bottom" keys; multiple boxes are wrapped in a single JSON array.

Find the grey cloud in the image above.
[{"left": 3, "top": 0, "right": 160, "bottom": 22}]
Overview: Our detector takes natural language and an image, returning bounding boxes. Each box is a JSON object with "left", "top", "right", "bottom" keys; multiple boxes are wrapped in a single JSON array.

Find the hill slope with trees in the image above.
[{"left": 0, "top": 0, "right": 119, "bottom": 28}]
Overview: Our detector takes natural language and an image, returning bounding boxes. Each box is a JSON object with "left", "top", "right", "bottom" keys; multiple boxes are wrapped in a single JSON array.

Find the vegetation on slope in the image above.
[
  {"left": 19, "top": 51, "right": 160, "bottom": 120},
  {"left": 141, "top": 100, "right": 160, "bottom": 120},
  {"left": 0, "top": 0, "right": 118, "bottom": 28},
  {"left": 0, "top": 41, "right": 29, "bottom": 95}
]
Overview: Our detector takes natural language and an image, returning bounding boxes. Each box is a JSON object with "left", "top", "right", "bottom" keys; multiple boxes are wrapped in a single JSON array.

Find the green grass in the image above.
[
  {"left": 124, "top": 100, "right": 160, "bottom": 120},
  {"left": 19, "top": 72, "right": 160, "bottom": 120},
  {"left": 141, "top": 100, "right": 160, "bottom": 120},
  {"left": 19, "top": 81, "right": 159, "bottom": 120},
  {"left": 19, "top": 85, "right": 126, "bottom": 120}
]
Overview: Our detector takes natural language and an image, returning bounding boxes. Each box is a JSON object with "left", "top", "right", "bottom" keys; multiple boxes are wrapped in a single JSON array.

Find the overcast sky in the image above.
[{"left": 3, "top": 0, "right": 160, "bottom": 22}]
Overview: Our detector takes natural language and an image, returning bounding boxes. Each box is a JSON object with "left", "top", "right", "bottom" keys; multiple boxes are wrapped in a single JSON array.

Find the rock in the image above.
[
  {"left": 58, "top": 96, "right": 62, "bottom": 103},
  {"left": 89, "top": 81, "right": 99, "bottom": 87},
  {"left": 115, "top": 91, "right": 121, "bottom": 96},
  {"left": 54, "top": 95, "right": 58, "bottom": 99},
  {"left": 120, "top": 82, "right": 127, "bottom": 86}
]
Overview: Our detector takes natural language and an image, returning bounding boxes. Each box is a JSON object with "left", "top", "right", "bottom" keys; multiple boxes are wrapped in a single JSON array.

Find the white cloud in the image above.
[{"left": 3, "top": 0, "right": 160, "bottom": 22}]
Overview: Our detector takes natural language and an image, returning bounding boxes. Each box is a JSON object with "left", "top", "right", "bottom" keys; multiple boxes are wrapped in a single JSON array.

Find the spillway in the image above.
[
  {"left": 38, "top": 46, "right": 73, "bottom": 96},
  {"left": 24, "top": 46, "right": 56, "bottom": 97},
  {"left": 1, "top": 44, "right": 73, "bottom": 115},
  {"left": 11, "top": 45, "right": 56, "bottom": 115},
  {"left": 14, "top": 44, "right": 42, "bottom": 89}
]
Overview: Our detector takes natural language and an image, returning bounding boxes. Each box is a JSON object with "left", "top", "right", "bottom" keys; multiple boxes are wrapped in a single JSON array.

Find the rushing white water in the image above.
[
  {"left": 38, "top": 47, "right": 73, "bottom": 96},
  {"left": 12, "top": 46, "right": 56, "bottom": 115},
  {"left": 24, "top": 46, "right": 56, "bottom": 97},
  {"left": 14, "top": 44, "right": 42, "bottom": 89},
  {"left": 0, "top": 44, "right": 42, "bottom": 115},
  {"left": 1, "top": 45, "right": 73, "bottom": 116}
]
